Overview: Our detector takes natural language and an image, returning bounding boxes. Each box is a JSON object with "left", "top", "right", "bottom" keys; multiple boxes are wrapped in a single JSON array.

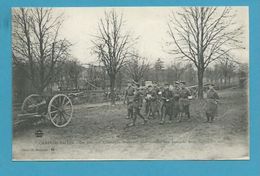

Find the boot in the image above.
[
  {"left": 187, "top": 111, "right": 191, "bottom": 121},
  {"left": 169, "top": 115, "right": 173, "bottom": 123},
  {"left": 143, "top": 119, "right": 148, "bottom": 125},
  {"left": 177, "top": 113, "right": 182, "bottom": 122},
  {"left": 209, "top": 116, "right": 214, "bottom": 123},
  {"left": 204, "top": 113, "right": 209, "bottom": 123},
  {"left": 160, "top": 114, "right": 165, "bottom": 124},
  {"left": 159, "top": 120, "right": 165, "bottom": 124}
]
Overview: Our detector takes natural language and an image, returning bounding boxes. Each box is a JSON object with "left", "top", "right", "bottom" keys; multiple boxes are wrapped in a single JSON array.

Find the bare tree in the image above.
[
  {"left": 167, "top": 7, "right": 244, "bottom": 98},
  {"left": 218, "top": 58, "right": 237, "bottom": 86},
  {"left": 125, "top": 53, "right": 149, "bottom": 83},
  {"left": 237, "top": 63, "right": 248, "bottom": 88},
  {"left": 91, "top": 10, "right": 135, "bottom": 104},
  {"left": 12, "top": 8, "right": 71, "bottom": 94}
]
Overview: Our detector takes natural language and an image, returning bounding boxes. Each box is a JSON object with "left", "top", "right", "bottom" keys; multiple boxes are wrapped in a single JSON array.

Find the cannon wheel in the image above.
[
  {"left": 21, "top": 94, "right": 42, "bottom": 113},
  {"left": 48, "top": 94, "right": 73, "bottom": 127}
]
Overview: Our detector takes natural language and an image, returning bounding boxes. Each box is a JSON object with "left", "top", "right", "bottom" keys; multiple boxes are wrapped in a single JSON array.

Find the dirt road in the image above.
[{"left": 13, "top": 88, "right": 249, "bottom": 160}]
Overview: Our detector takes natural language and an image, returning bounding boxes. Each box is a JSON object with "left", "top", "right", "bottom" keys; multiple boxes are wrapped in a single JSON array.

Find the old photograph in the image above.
[{"left": 12, "top": 7, "right": 249, "bottom": 160}]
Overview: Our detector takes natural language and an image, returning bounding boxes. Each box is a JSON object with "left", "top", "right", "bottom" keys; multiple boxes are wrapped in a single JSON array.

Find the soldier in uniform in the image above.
[
  {"left": 128, "top": 84, "right": 147, "bottom": 126},
  {"left": 145, "top": 85, "right": 159, "bottom": 119},
  {"left": 205, "top": 84, "right": 219, "bottom": 123},
  {"left": 178, "top": 81, "right": 192, "bottom": 122},
  {"left": 124, "top": 81, "right": 136, "bottom": 119},
  {"left": 145, "top": 85, "right": 152, "bottom": 116},
  {"left": 172, "top": 81, "right": 181, "bottom": 120},
  {"left": 160, "top": 83, "right": 174, "bottom": 124}
]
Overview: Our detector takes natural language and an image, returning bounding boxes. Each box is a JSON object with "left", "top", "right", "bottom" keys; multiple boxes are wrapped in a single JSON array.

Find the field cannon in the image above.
[{"left": 18, "top": 93, "right": 76, "bottom": 127}]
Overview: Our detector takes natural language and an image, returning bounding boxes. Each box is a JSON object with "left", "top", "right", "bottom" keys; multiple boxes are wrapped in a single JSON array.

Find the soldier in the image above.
[
  {"left": 160, "top": 83, "right": 174, "bottom": 124},
  {"left": 172, "top": 81, "right": 180, "bottom": 119},
  {"left": 128, "top": 84, "right": 147, "bottom": 127},
  {"left": 205, "top": 84, "right": 219, "bottom": 123},
  {"left": 178, "top": 81, "right": 192, "bottom": 122},
  {"left": 145, "top": 85, "right": 159, "bottom": 119},
  {"left": 124, "top": 81, "right": 136, "bottom": 119},
  {"left": 144, "top": 85, "right": 152, "bottom": 116}
]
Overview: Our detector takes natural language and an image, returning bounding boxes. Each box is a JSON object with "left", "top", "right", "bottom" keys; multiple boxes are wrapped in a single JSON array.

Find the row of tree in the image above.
[
  {"left": 57, "top": 58, "right": 247, "bottom": 91},
  {"left": 12, "top": 7, "right": 246, "bottom": 105}
]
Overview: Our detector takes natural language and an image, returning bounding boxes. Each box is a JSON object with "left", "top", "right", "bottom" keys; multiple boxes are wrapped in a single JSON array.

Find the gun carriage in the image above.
[{"left": 17, "top": 91, "right": 83, "bottom": 128}]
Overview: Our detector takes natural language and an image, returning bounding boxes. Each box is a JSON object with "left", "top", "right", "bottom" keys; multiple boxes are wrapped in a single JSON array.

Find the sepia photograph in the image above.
[{"left": 12, "top": 6, "right": 249, "bottom": 160}]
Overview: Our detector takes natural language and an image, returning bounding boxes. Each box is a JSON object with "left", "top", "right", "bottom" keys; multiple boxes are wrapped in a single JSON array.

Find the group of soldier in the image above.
[{"left": 124, "top": 80, "right": 219, "bottom": 127}]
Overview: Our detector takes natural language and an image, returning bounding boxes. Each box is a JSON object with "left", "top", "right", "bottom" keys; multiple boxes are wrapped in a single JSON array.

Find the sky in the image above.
[{"left": 53, "top": 7, "right": 249, "bottom": 66}]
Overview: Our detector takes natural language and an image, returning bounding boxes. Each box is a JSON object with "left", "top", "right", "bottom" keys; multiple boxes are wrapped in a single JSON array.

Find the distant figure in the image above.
[
  {"left": 127, "top": 84, "right": 147, "bottom": 127},
  {"left": 178, "top": 81, "right": 192, "bottom": 122},
  {"left": 205, "top": 84, "right": 219, "bottom": 123}
]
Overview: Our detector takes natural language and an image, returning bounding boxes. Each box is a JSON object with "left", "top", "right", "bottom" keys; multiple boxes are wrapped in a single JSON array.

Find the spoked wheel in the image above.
[
  {"left": 21, "top": 94, "right": 44, "bottom": 113},
  {"left": 48, "top": 94, "right": 73, "bottom": 127}
]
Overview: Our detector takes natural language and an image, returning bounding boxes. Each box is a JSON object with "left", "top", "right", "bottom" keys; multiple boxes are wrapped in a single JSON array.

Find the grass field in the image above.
[{"left": 13, "top": 88, "right": 249, "bottom": 160}]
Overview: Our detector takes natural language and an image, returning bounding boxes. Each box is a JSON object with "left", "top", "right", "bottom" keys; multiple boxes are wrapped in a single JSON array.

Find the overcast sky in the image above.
[{"left": 54, "top": 7, "right": 249, "bottom": 65}]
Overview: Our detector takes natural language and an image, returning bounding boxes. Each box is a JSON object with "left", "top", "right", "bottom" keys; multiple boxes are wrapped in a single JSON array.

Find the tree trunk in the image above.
[
  {"left": 224, "top": 74, "right": 227, "bottom": 86},
  {"left": 75, "top": 78, "right": 78, "bottom": 90},
  {"left": 110, "top": 74, "right": 116, "bottom": 105},
  {"left": 197, "top": 69, "right": 204, "bottom": 99}
]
